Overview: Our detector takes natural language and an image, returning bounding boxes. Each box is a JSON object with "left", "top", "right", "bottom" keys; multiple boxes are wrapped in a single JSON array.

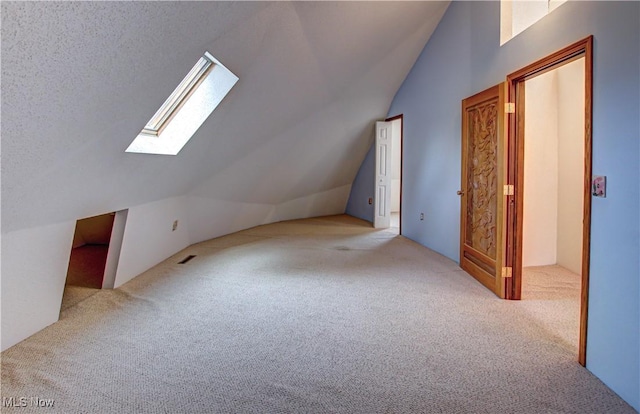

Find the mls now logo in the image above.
[
  {"left": 2, "top": 397, "right": 28, "bottom": 407},
  {"left": 3, "top": 396, "right": 55, "bottom": 408}
]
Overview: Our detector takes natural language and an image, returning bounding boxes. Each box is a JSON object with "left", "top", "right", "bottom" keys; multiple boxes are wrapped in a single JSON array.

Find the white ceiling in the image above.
[{"left": 1, "top": 1, "right": 449, "bottom": 233}]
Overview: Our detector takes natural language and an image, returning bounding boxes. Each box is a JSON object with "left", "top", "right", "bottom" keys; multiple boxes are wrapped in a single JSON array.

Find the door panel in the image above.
[
  {"left": 460, "top": 84, "right": 507, "bottom": 298},
  {"left": 374, "top": 121, "right": 392, "bottom": 229}
]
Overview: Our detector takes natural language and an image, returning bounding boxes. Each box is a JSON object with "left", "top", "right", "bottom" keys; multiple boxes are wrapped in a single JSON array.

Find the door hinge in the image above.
[
  {"left": 505, "top": 102, "right": 515, "bottom": 113},
  {"left": 503, "top": 184, "right": 514, "bottom": 196},
  {"left": 502, "top": 267, "right": 513, "bottom": 278}
]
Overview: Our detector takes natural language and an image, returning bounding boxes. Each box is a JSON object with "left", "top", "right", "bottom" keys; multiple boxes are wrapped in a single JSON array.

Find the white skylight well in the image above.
[
  {"left": 141, "top": 53, "right": 215, "bottom": 136},
  {"left": 500, "top": 0, "right": 567, "bottom": 46},
  {"left": 127, "top": 51, "right": 238, "bottom": 155}
]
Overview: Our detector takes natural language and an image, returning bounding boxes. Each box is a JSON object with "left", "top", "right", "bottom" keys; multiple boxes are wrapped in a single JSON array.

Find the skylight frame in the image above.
[
  {"left": 141, "top": 51, "right": 216, "bottom": 137},
  {"left": 126, "top": 51, "right": 238, "bottom": 156}
]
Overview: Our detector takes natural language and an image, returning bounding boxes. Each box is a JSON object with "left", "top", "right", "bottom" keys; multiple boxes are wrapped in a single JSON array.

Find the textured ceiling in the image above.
[{"left": 1, "top": 1, "right": 449, "bottom": 233}]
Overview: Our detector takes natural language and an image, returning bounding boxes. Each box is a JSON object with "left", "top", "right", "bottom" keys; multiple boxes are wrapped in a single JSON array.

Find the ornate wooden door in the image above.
[{"left": 459, "top": 84, "right": 508, "bottom": 298}]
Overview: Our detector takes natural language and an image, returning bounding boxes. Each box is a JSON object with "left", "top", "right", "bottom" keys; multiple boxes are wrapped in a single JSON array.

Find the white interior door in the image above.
[{"left": 374, "top": 121, "right": 393, "bottom": 229}]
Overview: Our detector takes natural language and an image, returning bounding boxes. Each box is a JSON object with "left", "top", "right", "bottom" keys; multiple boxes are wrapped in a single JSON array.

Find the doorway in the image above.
[
  {"left": 61, "top": 210, "right": 127, "bottom": 313},
  {"left": 373, "top": 115, "right": 403, "bottom": 234},
  {"left": 519, "top": 57, "right": 585, "bottom": 355},
  {"left": 506, "top": 36, "right": 593, "bottom": 364},
  {"left": 388, "top": 115, "right": 403, "bottom": 235}
]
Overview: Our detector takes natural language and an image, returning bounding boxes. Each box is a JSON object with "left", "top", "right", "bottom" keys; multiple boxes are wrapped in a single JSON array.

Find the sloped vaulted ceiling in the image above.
[{"left": 1, "top": 1, "right": 449, "bottom": 234}]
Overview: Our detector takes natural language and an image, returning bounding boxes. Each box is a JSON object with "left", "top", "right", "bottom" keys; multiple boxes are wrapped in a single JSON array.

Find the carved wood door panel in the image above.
[{"left": 460, "top": 84, "right": 507, "bottom": 298}]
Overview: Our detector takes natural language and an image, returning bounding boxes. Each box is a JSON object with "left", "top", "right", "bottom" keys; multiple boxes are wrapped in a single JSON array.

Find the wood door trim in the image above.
[
  {"left": 505, "top": 35, "right": 593, "bottom": 366},
  {"left": 508, "top": 41, "right": 587, "bottom": 83},
  {"left": 386, "top": 114, "right": 404, "bottom": 236}
]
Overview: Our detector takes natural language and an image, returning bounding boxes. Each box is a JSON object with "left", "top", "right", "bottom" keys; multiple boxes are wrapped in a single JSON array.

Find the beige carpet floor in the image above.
[
  {"left": 521, "top": 265, "right": 582, "bottom": 354},
  {"left": 59, "top": 286, "right": 100, "bottom": 313},
  {"left": 1, "top": 215, "right": 634, "bottom": 413}
]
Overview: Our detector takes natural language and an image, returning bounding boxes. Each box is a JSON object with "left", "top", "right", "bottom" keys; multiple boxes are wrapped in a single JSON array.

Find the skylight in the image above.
[
  {"left": 142, "top": 52, "right": 215, "bottom": 136},
  {"left": 500, "top": 0, "right": 567, "bottom": 45},
  {"left": 126, "top": 51, "right": 238, "bottom": 155}
]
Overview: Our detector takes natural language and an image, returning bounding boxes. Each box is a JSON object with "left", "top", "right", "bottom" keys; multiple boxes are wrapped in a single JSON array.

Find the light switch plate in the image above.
[{"left": 592, "top": 176, "right": 606, "bottom": 198}]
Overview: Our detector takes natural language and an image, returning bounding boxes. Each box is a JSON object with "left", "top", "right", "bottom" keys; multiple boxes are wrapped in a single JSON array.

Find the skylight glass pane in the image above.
[
  {"left": 126, "top": 51, "right": 238, "bottom": 156},
  {"left": 142, "top": 52, "right": 214, "bottom": 135}
]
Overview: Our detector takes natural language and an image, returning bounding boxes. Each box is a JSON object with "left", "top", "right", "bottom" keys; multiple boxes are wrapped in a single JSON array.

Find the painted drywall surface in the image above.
[
  {"left": 2, "top": 0, "right": 450, "bottom": 350},
  {"left": 187, "top": 198, "right": 276, "bottom": 245},
  {"left": 273, "top": 185, "right": 352, "bottom": 222},
  {"left": 117, "top": 185, "right": 351, "bottom": 285},
  {"left": 187, "top": 185, "right": 351, "bottom": 244},
  {"left": 1, "top": 1, "right": 449, "bottom": 234},
  {"left": 556, "top": 60, "right": 585, "bottom": 275},
  {"left": 585, "top": 1, "right": 640, "bottom": 405},
  {"left": 346, "top": 143, "right": 375, "bottom": 222},
  {"left": 523, "top": 70, "right": 559, "bottom": 267},
  {"left": 352, "top": 1, "right": 638, "bottom": 408},
  {"left": 103, "top": 210, "right": 128, "bottom": 290},
  {"left": 509, "top": 0, "right": 549, "bottom": 43},
  {"left": 114, "top": 197, "right": 191, "bottom": 288},
  {"left": 1, "top": 0, "right": 446, "bottom": 346},
  {"left": 522, "top": 61, "right": 584, "bottom": 273},
  {"left": 351, "top": 1, "right": 473, "bottom": 257},
  {"left": 1, "top": 222, "right": 75, "bottom": 350},
  {"left": 2, "top": 185, "right": 351, "bottom": 348}
]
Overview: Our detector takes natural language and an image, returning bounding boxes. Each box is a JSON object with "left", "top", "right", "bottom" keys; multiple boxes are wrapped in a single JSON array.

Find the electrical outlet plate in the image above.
[{"left": 592, "top": 176, "right": 606, "bottom": 198}]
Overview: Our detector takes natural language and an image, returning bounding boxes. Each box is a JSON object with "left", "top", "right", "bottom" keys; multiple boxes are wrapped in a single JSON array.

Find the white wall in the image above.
[
  {"left": 187, "top": 185, "right": 352, "bottom": 244},
  {"left": 0, "top": 185, "right": 353, "bottom": 351},
  {"left": 556, "top": 59, "right": 585, "bottom": 275},
  {"left": 511, "top": 0, "right": 549, "bottom": 41},
  {"left": 273, "top": 185, "right": 352, "bottom": 223},
  {"left": 114, "top": 197, "right": 191, "bottom": 288},
  {"left": 2, "top": 1, "right": 448, "bottom": 351},
  {"left": 0, "top": 196, "right": 197, "bottom": 350},
  {"left": 522, "top": 59, "right": 584, "bottom": 273},
  {"left": 1, "top": 222, "right": 75, "bottom": 350},
  {"left": 523, "top": 70, "right": 559, "bottom": 266},
  {"left": 391, "top": 119, "right": 402, "bottom": 213},
  {"left": 187, "top": 198, "right": 275, "bottom": 245},
  {"left": 102, "top": 210, "right": 128, "bottom": 289},
  {"left": 501, "top": 0, "right": 568, "bottom": 45}
]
